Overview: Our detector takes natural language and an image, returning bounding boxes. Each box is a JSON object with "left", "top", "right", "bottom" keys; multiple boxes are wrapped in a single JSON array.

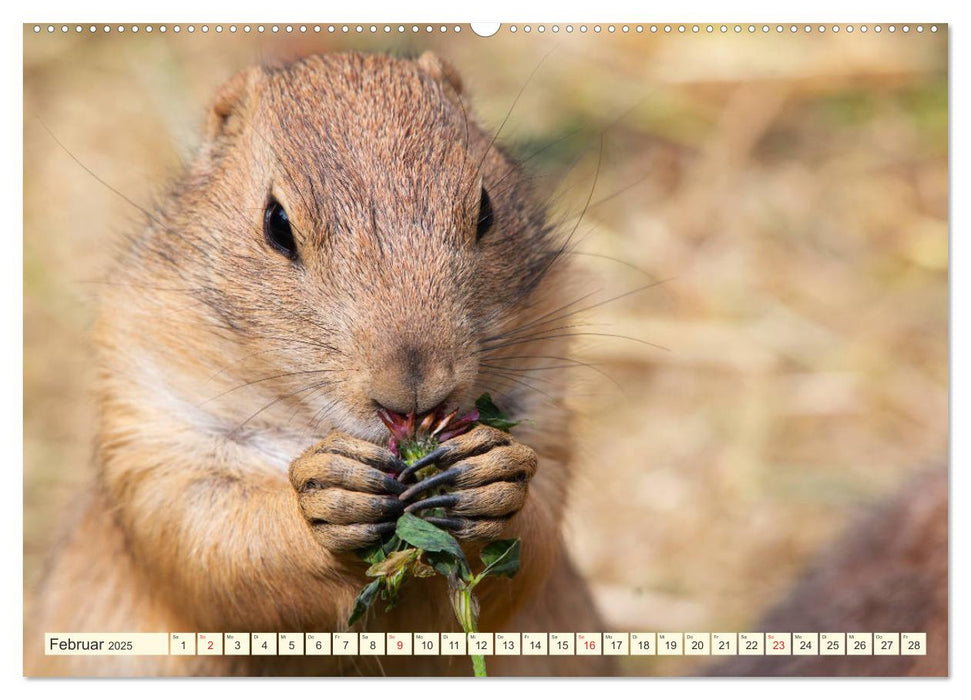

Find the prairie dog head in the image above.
[{"left": 109, "top": 52, "right": 567, "bottom": 445}]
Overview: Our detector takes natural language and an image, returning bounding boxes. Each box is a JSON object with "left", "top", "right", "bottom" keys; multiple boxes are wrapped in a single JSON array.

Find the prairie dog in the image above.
[{"left": 28, "top": 51, "right": 613, "bottom": 676}]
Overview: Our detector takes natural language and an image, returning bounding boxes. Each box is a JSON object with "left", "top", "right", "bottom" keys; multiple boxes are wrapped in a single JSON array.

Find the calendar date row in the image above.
[{"left": 45, "top": 632, "right": 927, "bottom": 657}]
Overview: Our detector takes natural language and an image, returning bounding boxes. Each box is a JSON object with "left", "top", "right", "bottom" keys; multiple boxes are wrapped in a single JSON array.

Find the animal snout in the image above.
[{"left": 369, "top": 343, "right": 459, "bottom": 415}]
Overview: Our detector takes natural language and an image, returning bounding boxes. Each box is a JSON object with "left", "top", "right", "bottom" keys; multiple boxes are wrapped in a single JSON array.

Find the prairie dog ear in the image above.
[
  {"left": 205, "top": 65, "right": 263, "bottom": 142},
  {"left": 417, "top": 51, "right": 463, "bottom": 95}
]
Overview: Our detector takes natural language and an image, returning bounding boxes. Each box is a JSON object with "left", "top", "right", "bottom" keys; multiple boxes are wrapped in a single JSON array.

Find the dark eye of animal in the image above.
[
  {"left": 263, "top": 199, "right": 298, "bottom": 260},
  {"left": 476, "top": 186, "right": 494, "bottom": 241}
]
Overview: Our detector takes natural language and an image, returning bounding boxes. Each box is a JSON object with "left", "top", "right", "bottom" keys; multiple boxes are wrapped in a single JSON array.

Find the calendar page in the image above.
[{"left": 22, "top": 18, "right": 948, "bottom": 679}]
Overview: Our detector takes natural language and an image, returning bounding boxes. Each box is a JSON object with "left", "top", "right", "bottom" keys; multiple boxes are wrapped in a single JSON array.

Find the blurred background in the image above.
[{"left": 24, "top": 24, "right": 947, "bottom": 675}]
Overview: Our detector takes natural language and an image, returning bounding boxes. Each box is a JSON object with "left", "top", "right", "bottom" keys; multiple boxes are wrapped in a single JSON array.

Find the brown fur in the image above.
[
  {"left": 708, "top": 469, "right": 948, "bottom": 677},
  {"left": 26, "top": 52, "right": 613, "bottom": 677}
]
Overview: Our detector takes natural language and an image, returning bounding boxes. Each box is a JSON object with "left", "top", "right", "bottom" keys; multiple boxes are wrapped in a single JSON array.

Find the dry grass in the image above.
[{"left": 23, "top": 27, "right": 947, "bottom": 676}]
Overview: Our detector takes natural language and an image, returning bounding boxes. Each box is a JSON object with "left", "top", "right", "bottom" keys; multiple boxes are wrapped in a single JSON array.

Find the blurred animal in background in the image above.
[{"left": 708, "top": 468, "right": 947, "bottom": 676}]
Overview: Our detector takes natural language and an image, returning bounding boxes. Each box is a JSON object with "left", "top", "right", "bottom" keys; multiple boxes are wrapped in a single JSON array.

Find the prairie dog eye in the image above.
[
  {"left": 263, "top": 199, "right": 298, "bottom": 260},
  {"left": 476, "top": 186, "right": 494, "bottom": 241}
]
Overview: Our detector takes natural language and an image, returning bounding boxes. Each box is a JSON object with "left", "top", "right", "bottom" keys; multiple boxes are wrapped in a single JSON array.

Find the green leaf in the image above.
[
  {"left": 347, "top": 578, "right": 381, "bottom": 626},
  {"left": 479, "top": 539, "right": 522, "bottom": 579},
  {"left": 365, "top": 548, "right": 419, "bottom": 578},
  {"left": 359, "top": 533, "right": 403, "bottom": 564},
  {"left": 384, "top": 567, "right": 406, "bottom": 609},
  {"left": 381, "top": 534, "right": 402, "bottom": 556},
  {"left": 424, "top": 549, "right": 461, "bottom": 578},
  {"left": 359, "top": 543, "right": 387, "bottom": 565},
  {"left": 395, "top": 513, "right": 470, "bottom": 576},
  {"left": 475, "top": 393, "right": 520, "bottom": 432}
]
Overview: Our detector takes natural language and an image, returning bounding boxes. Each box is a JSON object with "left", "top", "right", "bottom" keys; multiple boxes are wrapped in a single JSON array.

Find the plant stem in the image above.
[
  {"left": 451, "top": 581, "right": 487, "bottom": 677},
  {"left": 471, "top": 653, "right": 488, "bottom": 678}
]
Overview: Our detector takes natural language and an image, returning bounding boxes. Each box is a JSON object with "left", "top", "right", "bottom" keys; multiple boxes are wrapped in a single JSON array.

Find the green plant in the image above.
[{"left": 348, "top": 394, "right": 522, "bottom": 677}]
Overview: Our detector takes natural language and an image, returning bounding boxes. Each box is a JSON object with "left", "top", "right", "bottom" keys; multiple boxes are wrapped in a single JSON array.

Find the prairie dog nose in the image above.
[{"left": 369, "top": 343, "right": 457, "bottom": 415}]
